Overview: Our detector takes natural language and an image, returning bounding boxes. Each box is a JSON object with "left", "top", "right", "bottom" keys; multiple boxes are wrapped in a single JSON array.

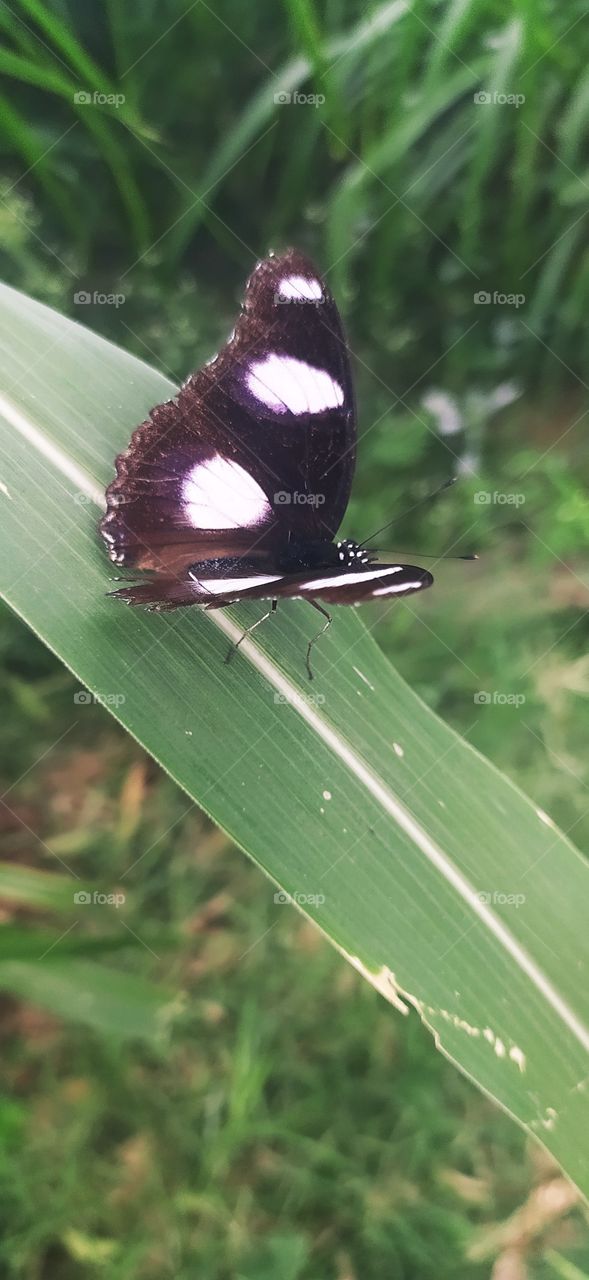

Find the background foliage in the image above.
[{"left": 1, "top": 0, "right": 589, "bottom": 1276}]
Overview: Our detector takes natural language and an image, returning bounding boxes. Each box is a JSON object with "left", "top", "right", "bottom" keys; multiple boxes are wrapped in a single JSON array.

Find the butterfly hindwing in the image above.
[{"left": 110, "top": 563, "right": 433, "bottom": 610}]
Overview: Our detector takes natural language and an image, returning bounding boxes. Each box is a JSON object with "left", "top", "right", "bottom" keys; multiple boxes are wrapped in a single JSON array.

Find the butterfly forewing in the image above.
[{"left": 101, "top": 249, "right": 355, "bottom": 575}]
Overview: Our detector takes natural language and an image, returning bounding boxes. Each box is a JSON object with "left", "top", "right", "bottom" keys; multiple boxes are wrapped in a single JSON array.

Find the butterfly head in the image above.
[
  {"left": 335, "top": 539, "right": 375, "bottom": 568},
  {"left": 276, "top": 537, "right": 376, "bottom": 574}
]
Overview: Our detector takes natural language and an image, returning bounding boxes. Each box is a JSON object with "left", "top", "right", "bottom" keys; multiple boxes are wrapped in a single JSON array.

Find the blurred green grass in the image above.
[
  {"left": 2, "top": 632, "right": 589, "bottom": 1276},
  {"left": 1, "top": 0, "right": 589, "bottom": 1275}
]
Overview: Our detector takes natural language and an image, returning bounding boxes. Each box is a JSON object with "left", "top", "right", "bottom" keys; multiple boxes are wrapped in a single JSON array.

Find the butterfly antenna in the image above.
[
  {"left": 379, "top": 549, "right": 478, "bottom": 561},
  {"left": 357, "top": 478, "right": 457, "bottom": 549}
]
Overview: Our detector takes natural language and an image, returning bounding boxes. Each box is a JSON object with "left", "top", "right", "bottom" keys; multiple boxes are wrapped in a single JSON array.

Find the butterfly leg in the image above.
[
  {"left": 305, "top": 601, "right": 332, "bottom": 681},
  {"left": 224, "top": 599, "right": 278, "bottom": 665}
]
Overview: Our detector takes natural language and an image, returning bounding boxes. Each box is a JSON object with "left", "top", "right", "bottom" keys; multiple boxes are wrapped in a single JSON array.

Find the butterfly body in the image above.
[{"left": 101, "top": 249, "right": 432, "bottom": 673}]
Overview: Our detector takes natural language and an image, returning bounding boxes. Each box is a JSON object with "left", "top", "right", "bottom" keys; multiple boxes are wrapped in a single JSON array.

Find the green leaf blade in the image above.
[{"left": 0, "top": 283, "right": 588, "bottom": 1191}]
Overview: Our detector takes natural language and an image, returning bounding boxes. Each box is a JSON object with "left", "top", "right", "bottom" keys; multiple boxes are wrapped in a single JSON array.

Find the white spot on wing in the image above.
[
  {"left": 246, "top": 354, "right": 344, "bottom": 415},
  {"left": 190, "top": 574, "right": 280, "bottom": 595},
  {"left": 278, "top": 274, "right": 323, "bottom": 301},
  {"left": 393, "top": 742, "right": 404, "bottom": 758},
  {"left": 323, "top": 789, "right": 332, "bottom": 800},
  {"left": 182, "top": 456, "right": 270, "bottom": 530}
]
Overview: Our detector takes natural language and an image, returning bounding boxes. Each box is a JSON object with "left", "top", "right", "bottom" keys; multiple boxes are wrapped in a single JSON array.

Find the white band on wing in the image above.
[
  {"left": 190, "top": 574, "right": 280, "bottom": 594},
  {"left": 297, "top": 567, "right": 403, "bottom": 591}
]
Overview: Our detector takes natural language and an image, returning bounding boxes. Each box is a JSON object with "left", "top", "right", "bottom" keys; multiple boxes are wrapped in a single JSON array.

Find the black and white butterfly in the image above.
[{"left": 101, "top": 249, "right": 432, "bottom": 677}]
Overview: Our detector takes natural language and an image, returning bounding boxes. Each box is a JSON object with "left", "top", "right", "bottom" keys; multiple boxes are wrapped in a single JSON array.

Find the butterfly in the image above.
[{"left": 101, "top": 248, "right": 432, "bottom": 677}]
